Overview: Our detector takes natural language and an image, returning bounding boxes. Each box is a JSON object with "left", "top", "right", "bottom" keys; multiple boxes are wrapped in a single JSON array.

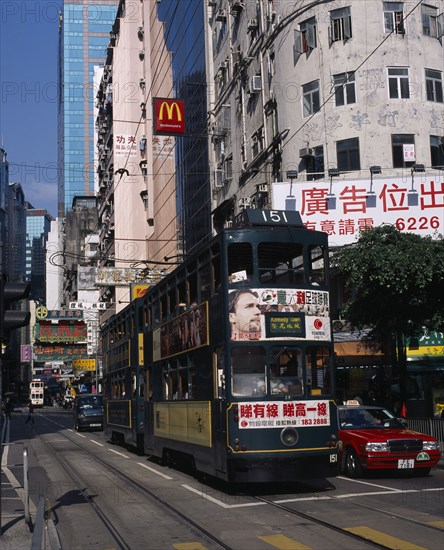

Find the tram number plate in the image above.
[
  {"left": 89, "top": 424, "right": 101, "bottom": 427},
  {"left": 330, "top": 454, "right": 338, "bottom": 463},
  {"left": 397, "top": 459, "right": 414, "bottom": 469}
]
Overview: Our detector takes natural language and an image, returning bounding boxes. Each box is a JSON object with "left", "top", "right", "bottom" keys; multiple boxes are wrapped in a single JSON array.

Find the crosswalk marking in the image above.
[
  {"left": 259, "top": 534, "right": 312, "bottom": 549},
  {"left": 345, "top": 526, "right": 427, "bottom": 550}
]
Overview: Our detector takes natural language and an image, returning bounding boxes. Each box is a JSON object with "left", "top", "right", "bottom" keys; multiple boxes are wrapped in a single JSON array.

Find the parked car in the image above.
[
  {"left": 338, "top": 401, "right": 441, "bottom": 478},
  {"left": 73, "top": 394, "right": 103, "bottom": 431}
]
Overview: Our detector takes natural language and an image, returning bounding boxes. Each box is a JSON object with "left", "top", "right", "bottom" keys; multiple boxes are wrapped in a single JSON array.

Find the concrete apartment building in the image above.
[
  {"left": 208, "top": 0, "right": 443, "bottom": 239},
  {"left": 96, "top": 0, "right": 179, "bottom": 317}
]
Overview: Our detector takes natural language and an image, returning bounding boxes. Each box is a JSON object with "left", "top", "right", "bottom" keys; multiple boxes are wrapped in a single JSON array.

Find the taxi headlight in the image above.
[
  {"left": 365, "top": 442, "right": 388, "bottom": 452},
  {"left": 423, "top": 441, "right": 439, "bottom": 451}
]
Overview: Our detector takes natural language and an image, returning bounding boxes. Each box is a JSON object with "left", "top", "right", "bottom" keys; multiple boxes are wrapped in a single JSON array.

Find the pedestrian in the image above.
[{"left": 25, "top": 401, "right": 35, "bottom": 424}]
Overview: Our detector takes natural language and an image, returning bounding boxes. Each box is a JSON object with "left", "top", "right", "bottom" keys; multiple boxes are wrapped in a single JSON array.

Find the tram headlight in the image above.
[
  {"left": 423, "top": 441, "right": 439, "bottom": 451},
  {"left": 280, "top": 427, "right": 299, "bottom": 447}
]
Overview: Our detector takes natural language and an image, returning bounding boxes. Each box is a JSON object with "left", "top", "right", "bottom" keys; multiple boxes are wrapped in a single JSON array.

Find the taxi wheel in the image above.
[{"left": 345, "top": 449, "right": 362, "bottom": 478}]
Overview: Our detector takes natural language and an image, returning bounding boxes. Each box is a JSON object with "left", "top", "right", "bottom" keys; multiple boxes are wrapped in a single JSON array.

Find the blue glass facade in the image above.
[
  {"left": 157, "top": 0, "right": 211, "bottom": 253},
  {"left": 58, "top": 0, "right": 118, "bottom": 217},
  {"left": 26, "top": 209, "right": 54, "bottom": 304}
]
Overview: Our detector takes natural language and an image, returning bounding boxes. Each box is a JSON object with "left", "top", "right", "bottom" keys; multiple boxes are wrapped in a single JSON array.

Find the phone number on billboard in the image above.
[{"left": 395, "top": 216, "right": 440, "bottom": 231}]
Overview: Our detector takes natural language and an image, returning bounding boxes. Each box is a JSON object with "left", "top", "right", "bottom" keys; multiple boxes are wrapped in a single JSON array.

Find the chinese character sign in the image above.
[
  {"left": 272, "top": 177, "right": 444, "bottom": 246},
  {"left": 238, "top": 400, "right": 330, "bottom": 429},
  {"left": 114, "top": 134, "right": 137, "bottom": 158}
]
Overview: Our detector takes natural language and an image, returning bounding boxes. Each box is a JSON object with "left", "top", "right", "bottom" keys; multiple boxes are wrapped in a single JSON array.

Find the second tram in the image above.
[
  {"left": 29, "top": 379, "right": 44, "bottom": 408},
  {"left": 103, "top": 210, "right": 339, "bottom": 483}
]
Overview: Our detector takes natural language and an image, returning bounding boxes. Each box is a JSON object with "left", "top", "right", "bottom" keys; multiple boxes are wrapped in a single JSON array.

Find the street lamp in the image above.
[
  {"left": 409, "top": 163, "right": 425, "bottom": 206},
  {"left": 327, "top": 168, "right": 340, "bottom": 209},
  {"left": 367, "top": 166, "right": 382, "bottom": 207},
  {"left": 286, "top": 170, "right": 298, "bottom": 210}
]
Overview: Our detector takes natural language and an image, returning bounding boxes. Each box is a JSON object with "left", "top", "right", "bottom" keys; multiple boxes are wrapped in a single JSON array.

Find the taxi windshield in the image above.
[{"left": 339, "top": 407, "right": 404, "bottom": 429}]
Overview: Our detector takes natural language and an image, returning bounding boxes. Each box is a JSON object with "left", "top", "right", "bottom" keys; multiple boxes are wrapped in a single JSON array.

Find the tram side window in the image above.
[
  {"left": 228, "top": 243, "right": 253, "bottom": 284},
  {"left": 305, "top": 346, "right": 332, "bottom": 396},
  {"left": 309, "top": 245, "right": 326, "bottom": 286},
  {"left": 231, "top": 346, "right": 266, "bottom": 397},
  {"left": 258, "top": 243, "right": 305, "bottom": 284}
]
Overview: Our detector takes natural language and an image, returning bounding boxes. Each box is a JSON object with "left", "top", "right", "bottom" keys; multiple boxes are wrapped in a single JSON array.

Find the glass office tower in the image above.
[{"left": 58, "top": 0, "right": 118, "bottom": 217}]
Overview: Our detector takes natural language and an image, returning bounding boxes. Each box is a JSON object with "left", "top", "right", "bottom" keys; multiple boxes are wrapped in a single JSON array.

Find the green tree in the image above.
[{"left": 332, "top": 225, "right": 444, "bottom": 409}]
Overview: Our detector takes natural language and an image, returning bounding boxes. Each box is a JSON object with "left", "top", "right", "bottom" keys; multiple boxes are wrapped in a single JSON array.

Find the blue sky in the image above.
[{"left": 0, "top": 0, "right": 62, "bottom": 218}]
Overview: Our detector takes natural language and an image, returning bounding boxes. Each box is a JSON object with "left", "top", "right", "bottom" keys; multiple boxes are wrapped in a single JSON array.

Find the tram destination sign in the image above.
[{"left": 265, "top": 312, "right": 306, "bottom": 338}]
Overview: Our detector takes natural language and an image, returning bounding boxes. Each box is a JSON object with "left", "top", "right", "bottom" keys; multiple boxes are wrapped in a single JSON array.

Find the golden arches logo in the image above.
[{"left": 158, "top": 101, "right": 182, "bottom": 121}]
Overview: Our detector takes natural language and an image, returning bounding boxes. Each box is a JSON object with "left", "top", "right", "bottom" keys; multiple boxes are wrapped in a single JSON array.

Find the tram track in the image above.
[{"left": 35, "top": 419, "right": 233, "bottom": 550}]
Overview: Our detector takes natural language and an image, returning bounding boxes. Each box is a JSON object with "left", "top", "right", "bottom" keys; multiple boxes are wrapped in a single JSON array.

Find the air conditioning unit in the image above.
[
  {"left": 247, "top": 18, "right": 258, "bottom": 31},
  {"left": 208, "top": 0, "right": 217, "bottom": 6},
  {"left": 299, "top": 147, "right": 313, "bottom": 158},
  {"left": 232, "top": 50, "right": 241, "bottom": 66},
  {"left": 239, "top": 197, "right": 251, "bottom": 208},
  {"left": 219, "top": 61, "right": 228, "bottom": 70},
  {"left": 216, "top": 9, "right": 227, "bottom": 22},
  {"left": 138, "top": 26, "right": 144, "bottom": 38},
  {"left": 139, "top": 50, "right": 145, "bottom": 59},
  {"left": 249, "top": 75, "right": 262, "bottom": 93},
  {"left": 230, "top": 0, "right": 244, "bottom": 13}
]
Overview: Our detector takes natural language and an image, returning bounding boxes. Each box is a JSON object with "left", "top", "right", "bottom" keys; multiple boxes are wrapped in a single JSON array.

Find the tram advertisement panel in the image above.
[
  {"left": 153, "top": 302, "right": 208, "bottom": 361},
  {"left": 228, "top": 288, "right": 330, "bottom": 342},
  {"left": 237, "top": 400, "right": 330, "bottom": 429}
]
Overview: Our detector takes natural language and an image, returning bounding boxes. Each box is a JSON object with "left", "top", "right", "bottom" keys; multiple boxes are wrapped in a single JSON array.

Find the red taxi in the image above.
[{"left": 338, "top": 401, "right": 441, "bottom": 478}]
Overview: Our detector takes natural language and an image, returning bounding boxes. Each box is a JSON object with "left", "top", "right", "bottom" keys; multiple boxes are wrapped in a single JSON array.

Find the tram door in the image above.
[{"left": 213, "top": 349, "right": 227, "bottom": 474}]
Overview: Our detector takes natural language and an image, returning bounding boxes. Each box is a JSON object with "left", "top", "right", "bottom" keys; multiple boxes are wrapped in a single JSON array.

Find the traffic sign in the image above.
[{"left": 69, "top": 302, "right": 108, "bottom": 311}]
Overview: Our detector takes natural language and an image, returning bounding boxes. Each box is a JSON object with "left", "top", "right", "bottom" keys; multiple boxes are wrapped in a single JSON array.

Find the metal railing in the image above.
[{"left": 405, "top": 418, "right": 444, "bottom": 442}]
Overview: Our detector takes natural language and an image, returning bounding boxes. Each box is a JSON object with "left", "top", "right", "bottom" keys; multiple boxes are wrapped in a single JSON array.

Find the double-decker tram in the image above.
[
  {"left": 103, "top": 210, "right": 339, "bottom": 482},
  {"left": 29, "top": 379, "right": 44, "bottom": 408}
]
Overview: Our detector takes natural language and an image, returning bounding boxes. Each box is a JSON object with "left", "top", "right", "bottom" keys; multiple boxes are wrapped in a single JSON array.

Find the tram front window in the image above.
[
  {"left": 270, "top": 347, "right": 304, "bottom": 396},
  {"left": 231, "top": 346, "right": 266, "bottom": 397}
]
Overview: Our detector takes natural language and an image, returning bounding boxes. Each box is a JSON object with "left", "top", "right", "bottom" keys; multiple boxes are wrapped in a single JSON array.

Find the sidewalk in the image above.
[{"left": 1, "top": 408, "right": 60, "bottom": 550}]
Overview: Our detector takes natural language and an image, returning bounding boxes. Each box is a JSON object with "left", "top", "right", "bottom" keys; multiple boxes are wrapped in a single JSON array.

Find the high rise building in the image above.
[
  {"left": 26, "top": 206, "right": 54, "bottom": 305},
  {"left": 58, "top": 0, "right": 118, "bottom": 217}
]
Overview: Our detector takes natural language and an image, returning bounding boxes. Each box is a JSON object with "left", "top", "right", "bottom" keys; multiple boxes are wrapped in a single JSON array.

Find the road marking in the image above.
[
  {"left": 345, "top": 527, "right": 427, "bottom": 550},
  {"left": 337, "top": 476, "right": 400, "bottom": 491},
  {"left": 90, "top": 439, "right": 104, "bottom": 447},
  {"left": 182, "top": 485, "right": 265, "bottom": 509},
  {"left": 137, "top": 462, "right": 173, "bottom": 479},
  {"left": 108, "top": 448, "right": 129, "bottom": 458},
  {"left": 173, "top": 543, "right": 208, "bottom": 549},
  {"left": 76, "top": 433, "right": 86, "bottom": 438},
  {"left": 428, "top": 520, "right": 444, "bottom": 528},
  {"left": 259, "top": 534, "right": 312, "bottom": 549}
]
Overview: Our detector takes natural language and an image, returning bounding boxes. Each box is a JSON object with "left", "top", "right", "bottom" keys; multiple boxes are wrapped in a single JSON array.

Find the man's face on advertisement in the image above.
[{"left": 230, "top": 292, "right": 261, "bottom": 333}]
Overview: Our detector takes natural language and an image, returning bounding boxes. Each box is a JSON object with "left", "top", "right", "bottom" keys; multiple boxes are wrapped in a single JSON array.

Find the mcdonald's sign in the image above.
[{"left": 154, "top": 97, "right": 185, "bottom": 135}]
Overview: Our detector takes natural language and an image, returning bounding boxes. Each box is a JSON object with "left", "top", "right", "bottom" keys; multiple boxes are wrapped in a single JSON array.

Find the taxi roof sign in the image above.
[{"left": 344, "top": 399, "right": 362, "bottom": 407}]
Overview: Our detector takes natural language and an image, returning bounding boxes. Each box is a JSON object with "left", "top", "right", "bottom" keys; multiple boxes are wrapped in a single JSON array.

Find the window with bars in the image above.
[
  {"left": 425, "top": 69, "right": 443, "bottom": 103},
  {"left": 333, "top": 72, "right": 356, "bottom": 106},
  {"left": 388, "top": 67, "right": 410, "bottom": 99}
]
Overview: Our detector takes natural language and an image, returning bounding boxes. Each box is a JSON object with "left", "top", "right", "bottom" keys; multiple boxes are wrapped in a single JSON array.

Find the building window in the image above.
[
  {"left": 430, "top": 135, "right": 444, "bottom": 168},
  {"left": 294, "top": 17, "right": 317, "bottom": 62},
  {"left": 425, "top": 69, "right": 443, "bottom": 103},
  {"left": 306, "top": 146, "right": 324, "bottom": 181},
  {"left": 383, "top": 2, "right": 405, "bottom": 34},
  {"left": 422, "top": 3, "right": 443, "bottom": 38},
  {"left": 391, "top": 134, "right": 415, "bottom": 168},
  {"left": 251, "top": 127, "right": 265, "bottom": 158},
  {"left": 388, "top": 67, "right": 410, "bottom": 99},
  {"left": 337, "top": 138, "right": 360, "bottom": 171},
  {"left": 302, "top": 80, "right": 320, "bottom": 117},
  {"left": 333, "top": 72, "right": 356, "bottom": 106},
  {"left": 329, "top": 7, "right": 352, "bottom": 43}
]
